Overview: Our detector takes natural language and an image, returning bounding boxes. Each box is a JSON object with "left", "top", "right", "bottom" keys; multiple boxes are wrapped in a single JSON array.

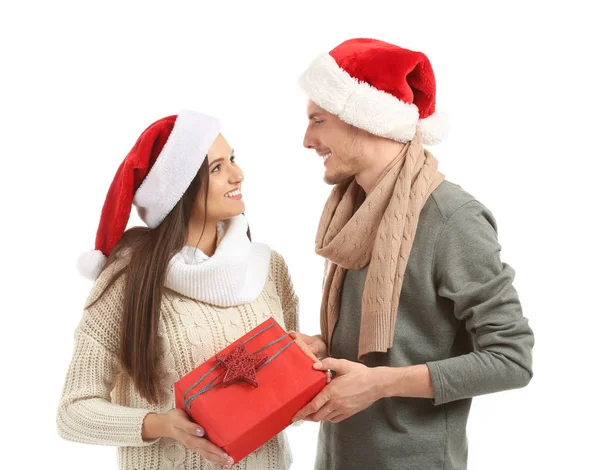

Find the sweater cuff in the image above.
[
  {"left": 126, "top": 408, "right": 160, "bottom": 447},
  {"left": 58, "top": 400, "right": 160, "bottom": 447},
  {"left": 426, "top": 361, "right": 446, "bottom": 406}
]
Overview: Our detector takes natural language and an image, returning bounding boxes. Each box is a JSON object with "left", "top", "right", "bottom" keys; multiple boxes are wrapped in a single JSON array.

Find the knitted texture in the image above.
[
  {"left": 165, "top": 215, "right": 272, "bottom": 307},
  {"left": 57, "top": 250, "right": 298, "bottom": 470},
  {"left": 317, "top": 131, "right": 445, "bottom": 360}
]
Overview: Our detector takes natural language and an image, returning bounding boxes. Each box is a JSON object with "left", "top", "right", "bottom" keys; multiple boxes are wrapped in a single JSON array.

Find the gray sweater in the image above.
[{"left": 315, "top": 180, "right": 534, "bottom": 470}]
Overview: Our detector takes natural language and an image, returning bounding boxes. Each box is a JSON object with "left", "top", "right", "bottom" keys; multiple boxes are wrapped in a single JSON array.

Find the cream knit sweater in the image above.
[{"left": 57, "top": 251, "right": 299, "bottom": 470}]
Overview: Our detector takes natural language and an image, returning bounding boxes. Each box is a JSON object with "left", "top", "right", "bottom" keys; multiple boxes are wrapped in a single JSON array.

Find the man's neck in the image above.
[{"left": 355, "top": 140, "right": 406, "bottom": 194}]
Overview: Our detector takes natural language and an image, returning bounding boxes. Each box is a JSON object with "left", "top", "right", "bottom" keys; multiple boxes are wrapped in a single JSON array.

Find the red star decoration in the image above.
[{"left": 216, "top": 342, "right": 268, "bottom": 387}]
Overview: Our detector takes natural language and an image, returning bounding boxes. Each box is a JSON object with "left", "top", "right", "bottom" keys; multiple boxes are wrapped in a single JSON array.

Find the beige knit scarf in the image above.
[{"left": 317, "top": 131, "right": 445, "bottom": 360}]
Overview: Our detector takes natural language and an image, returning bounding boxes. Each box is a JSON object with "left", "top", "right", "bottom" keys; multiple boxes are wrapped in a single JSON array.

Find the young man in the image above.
[{"left": 291, "top": 38, "right": 534, "bottom": 470}]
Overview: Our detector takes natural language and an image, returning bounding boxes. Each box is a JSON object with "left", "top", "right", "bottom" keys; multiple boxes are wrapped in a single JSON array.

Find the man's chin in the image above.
[{"left": 324, "top": 171, "right": 352, "bottom": 185}]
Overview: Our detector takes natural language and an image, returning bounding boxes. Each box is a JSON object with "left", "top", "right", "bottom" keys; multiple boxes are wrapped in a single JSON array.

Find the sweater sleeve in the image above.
[
  {"left": 426, "top": 201, "right": 534, "bottom": 405},
  {"left": 56, "top": 273, "right": 157, "bottom": 446},
  {"left": 271, "top": 250, "right": 300, "bottom": 333}
]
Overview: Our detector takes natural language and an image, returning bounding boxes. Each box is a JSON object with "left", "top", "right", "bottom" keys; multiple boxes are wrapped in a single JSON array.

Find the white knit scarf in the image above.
[{"left": 165, "top": 215, "right": 272, "bottom": 306}]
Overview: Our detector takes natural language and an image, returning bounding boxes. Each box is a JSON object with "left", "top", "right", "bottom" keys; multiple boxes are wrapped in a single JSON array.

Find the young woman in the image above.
[{"left": 57, "top": 110, "right": 299, "bottom": 470}]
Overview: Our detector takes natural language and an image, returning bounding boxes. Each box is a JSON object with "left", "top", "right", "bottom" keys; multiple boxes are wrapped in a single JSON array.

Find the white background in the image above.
[{"left": 1, "top": 1, "right": 599, "bottom": 469}]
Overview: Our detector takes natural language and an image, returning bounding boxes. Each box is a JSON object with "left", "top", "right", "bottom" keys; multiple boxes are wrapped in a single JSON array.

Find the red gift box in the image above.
[{"left": 174, "top": 317, "right": 327, "bottom": 464}]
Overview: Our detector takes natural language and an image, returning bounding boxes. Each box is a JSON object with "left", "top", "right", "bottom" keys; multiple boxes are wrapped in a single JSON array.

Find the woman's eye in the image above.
[
  {"left": 211, "top": 164, "right": 221, "bottom": 173},
  {"left": 230, "top": 155, "right": 236, "bottom": 164}
]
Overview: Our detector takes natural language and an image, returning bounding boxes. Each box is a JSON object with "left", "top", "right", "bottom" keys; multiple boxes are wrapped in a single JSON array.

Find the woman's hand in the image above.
[{"left": 143, "top": 409, "right": 235, "bottom": 469}]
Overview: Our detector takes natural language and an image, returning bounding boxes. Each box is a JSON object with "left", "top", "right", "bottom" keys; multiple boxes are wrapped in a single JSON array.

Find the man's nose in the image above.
[{"left": 303, "top": 127, "right": 315, "bottom": 149}]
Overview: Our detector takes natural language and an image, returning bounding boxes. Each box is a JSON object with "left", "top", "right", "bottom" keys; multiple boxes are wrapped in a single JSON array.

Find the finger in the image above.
[
  {"left": 292, "top": 390, "right": 330, "bottom": 422},
  {"left": 311, "top": 334, "right": 328, "bottom": 358},
  {"left": 309, "top": 401, "right": 341, "bottom": 422},
  {"left": 204, "top": 452, "right": 234, "bottom": 468},
  {"left": 309, "top": 342, "right": 323, "bottom": 357},
  {"left": 294, "top": 336, "right": 319, "bottom": 362},
  {"left": 304, "top": 406, "right": 333, "bottom": 423},
  {"left": 314, "top": 357, "right": 348, "bottom": 373},
  {"left": 180, "top": 435, "right": 223, "bottom": 461},
  {"left": 193, "top": 437, "right": 232, "bottom": 466},
  {"left": 195, "top": 436, "right": 227, "bottom": 456},
  {"left": 173, "top": 412, "right": 206, "bottom": 437},
  {"left": 289, "top": 331, "right": 310, "bottom": 342},
  {"left": 328, "top": 413, "right": 347, "bottom": 423},
  {"left": 199, "top": 448, "right": 231, "bottom": 466}
]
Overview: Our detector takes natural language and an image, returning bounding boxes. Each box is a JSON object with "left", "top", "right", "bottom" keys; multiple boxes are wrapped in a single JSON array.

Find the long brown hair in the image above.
[{"left": 88, "top": 159, "right": 210, "bottom": 404}]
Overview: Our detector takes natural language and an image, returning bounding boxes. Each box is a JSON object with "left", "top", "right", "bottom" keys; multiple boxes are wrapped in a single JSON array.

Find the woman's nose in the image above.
[{"left": 230, "top": 165, "right": 244, "bottom": 183}]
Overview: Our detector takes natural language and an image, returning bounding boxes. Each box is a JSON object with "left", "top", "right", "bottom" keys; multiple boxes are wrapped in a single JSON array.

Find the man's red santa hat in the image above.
[{"left": 299, "top": 38, "right": 449, "bottom": 145}]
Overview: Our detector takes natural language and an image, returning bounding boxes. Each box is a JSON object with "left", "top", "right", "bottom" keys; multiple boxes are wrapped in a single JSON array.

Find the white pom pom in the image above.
[
  {"left": 76, "top": 250, "right": 107, "bottom": 280},
  {"left": 418, "top": 111, "right": 450, "bottom": 145}
]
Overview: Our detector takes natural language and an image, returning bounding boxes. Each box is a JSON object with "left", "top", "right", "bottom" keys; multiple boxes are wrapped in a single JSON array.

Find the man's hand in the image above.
[
  {"left": 288, "top": 331, "right": 327, "bottom": 359},
  {"left": 292, "top": 358, "right": 385, "bottom": 424},
  {"left": 290, "top": 334, "right": 333, "bottom": 387}
]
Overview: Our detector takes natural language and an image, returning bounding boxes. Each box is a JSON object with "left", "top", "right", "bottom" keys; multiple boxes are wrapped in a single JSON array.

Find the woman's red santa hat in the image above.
[
  {"left": 299, "top": 38, "right": 449, "bottom": 145},
  {"left": 77, "top": 109, "right": 221, "bottom": 280}
]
